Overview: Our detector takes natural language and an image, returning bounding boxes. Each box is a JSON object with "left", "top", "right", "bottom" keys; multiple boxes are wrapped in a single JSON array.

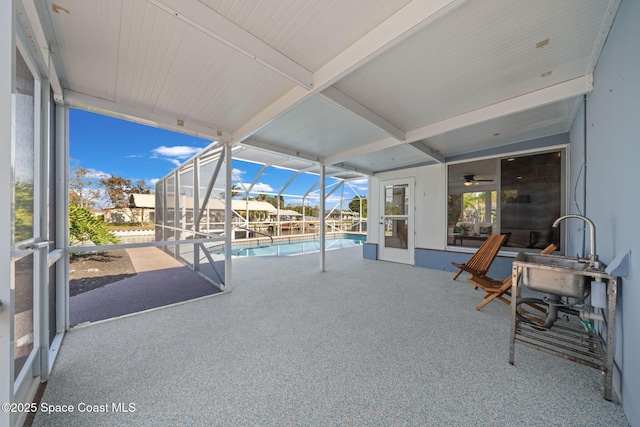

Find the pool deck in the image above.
[{"left": 35, "top": 246, "right": 628, "bottom": 426}]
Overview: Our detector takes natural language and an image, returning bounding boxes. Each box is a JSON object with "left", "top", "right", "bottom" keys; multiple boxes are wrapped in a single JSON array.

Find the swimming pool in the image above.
[{"left": 232, "top": 235, "right": 365, "bottom": 257}]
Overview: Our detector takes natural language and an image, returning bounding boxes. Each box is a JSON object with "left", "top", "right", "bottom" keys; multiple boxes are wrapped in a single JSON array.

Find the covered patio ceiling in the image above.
[{"left": 25, "top": 0, "right": 620, "bottom": 174}]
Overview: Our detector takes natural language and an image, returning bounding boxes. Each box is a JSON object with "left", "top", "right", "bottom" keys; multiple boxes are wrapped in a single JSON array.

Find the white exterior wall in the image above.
[
  {"left": 368, "top": 163, "right": 446, "bottom": 254},
  {"left": 367, "top": 176, "right": 380, "bottom": 245},
  {"left": 414, "top": 164, "right": 446, "bottom": 250}
]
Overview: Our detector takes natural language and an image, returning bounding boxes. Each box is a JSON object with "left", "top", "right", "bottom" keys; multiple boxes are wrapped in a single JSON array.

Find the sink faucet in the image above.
[{"left": 552, "top": 214, "right": 600, "bottom": 269}]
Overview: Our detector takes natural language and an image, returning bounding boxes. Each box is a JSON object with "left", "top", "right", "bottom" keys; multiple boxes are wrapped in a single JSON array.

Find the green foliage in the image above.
[
  {"left": 255, "top": 193, "right": 284, "bottom": 208},
  {"left": 287, "top": 205, "right": 317, "bottom": 217},
  {"left": 69, "top": 203, "right": 120, "bottom": 246},
  {"left": 15, "top": 180, "right": 34, "bottom": 242},
  {"left": 348, "top": 197, "right": 367, "bottom": 217}
]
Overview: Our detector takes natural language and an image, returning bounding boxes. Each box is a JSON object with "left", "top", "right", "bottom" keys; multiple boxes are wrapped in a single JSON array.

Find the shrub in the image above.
[{"left": 69, "top": 203, "right": 120, "bottom": 246}]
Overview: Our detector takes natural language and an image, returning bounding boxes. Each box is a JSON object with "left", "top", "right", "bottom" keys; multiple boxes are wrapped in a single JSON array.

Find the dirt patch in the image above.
[{"left": 69, "top": 250, "right": 137, "bottom": 296}]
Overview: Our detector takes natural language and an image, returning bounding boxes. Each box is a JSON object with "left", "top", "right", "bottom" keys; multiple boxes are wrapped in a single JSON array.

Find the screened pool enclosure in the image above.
[{"left": 154, "top": 142, "right": 368, "bottom": 289}]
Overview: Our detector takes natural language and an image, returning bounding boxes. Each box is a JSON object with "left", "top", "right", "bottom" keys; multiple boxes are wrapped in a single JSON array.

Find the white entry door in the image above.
[{"left": 379, "top": 179, "right": 414, "bottom": 264}]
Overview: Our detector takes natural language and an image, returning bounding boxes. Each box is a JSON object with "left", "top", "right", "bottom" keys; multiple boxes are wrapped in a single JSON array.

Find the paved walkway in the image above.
[{"left": 69, "top": 246, "right": 221, "bottom": 326}]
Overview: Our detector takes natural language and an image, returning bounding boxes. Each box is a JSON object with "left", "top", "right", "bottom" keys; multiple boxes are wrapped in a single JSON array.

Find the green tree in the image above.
[
  {"left": 100, "top": 175, "right": 135, "bottom": 222},
  {"left": 132, "top": 179, "right": 152, "bottom": 195},
  {"left": 256, "top": 193, "right": 284, "bottom": 208},
  {"left": 348, "top": 197, "right": 367, "bottom": 217},
  {"left": 69, "top": 203, "right": 119, "bottom": 246},
  {"left": 100, "top": 175, "right": 133, "bottom": 209},
  {"left": 287, "top": 205, "right": 317, "bottom": 217}
]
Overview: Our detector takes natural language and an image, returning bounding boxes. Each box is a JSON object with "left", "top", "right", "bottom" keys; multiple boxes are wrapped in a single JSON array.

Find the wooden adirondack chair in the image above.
[
  {"left": 451, "top": 233, "right": 507, "bottom": 281},
  {"left": 468, "top": 243, "right": 557, "bottom": 311}
]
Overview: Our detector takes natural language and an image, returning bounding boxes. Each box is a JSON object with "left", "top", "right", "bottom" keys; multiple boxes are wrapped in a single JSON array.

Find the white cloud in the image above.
[
  {"left": 231, "top": 168, "right": 245, "bottom": 179},
  {"left": 237, "top": 182, "right": 274, "bottom": 193},
  {"left": 152, "top": 145, "right": 201, "bottom": 159},
  {"left": 251, "top": 183, "right": 274, "bottom": 193},
  {"left": 86, "top": 168, "right": 110, "bottom": 179},
  {"left": 150, "top": 145, "right": 205, "bottom": 167},
  {"left": 350, "top": 178, "right": 368, "bottom": 185}
]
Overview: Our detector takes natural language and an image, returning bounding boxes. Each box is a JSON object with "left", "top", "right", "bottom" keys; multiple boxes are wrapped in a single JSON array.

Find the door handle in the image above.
[{"left": 19, "top": 240, "right": 52, "bottom": 251}]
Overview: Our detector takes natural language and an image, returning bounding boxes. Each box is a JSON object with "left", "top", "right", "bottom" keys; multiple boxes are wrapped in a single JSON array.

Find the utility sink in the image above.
[{"left": 514, "top": 252, "right": 591, "bottom": 298}]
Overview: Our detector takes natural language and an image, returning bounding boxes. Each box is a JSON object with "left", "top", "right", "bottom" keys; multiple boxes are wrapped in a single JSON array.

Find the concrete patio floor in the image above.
[{"left": 33, "top": 247, "right": 628, "bottom": 426}]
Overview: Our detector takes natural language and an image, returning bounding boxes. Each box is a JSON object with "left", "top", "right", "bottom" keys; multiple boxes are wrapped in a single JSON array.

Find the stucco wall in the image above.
[{"left": 571, "top": 0, "right": 640, "bottom": 422}]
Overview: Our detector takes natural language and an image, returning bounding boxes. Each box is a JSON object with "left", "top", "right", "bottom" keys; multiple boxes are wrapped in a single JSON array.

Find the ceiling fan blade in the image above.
[{"left": 462, "top": 174, "right": 493, "bottom": 183}]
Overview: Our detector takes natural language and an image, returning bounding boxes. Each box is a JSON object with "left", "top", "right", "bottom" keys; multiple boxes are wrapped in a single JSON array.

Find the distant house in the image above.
[
  {"left": 103, "top": 193, "right": 155, "bottom": 224},
  {"left": 129, "top": 193, "right": 155, "bottom": 223}
]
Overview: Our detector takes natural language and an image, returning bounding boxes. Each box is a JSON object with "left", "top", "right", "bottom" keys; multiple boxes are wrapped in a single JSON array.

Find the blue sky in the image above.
[{"left": 70, "top": 109, "right": 367, "bottom": 209}]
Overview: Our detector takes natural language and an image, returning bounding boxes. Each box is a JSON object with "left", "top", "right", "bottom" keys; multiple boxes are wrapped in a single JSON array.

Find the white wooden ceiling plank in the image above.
[
  {"left": 146, "top": 21, "right": 190, "bottom": 113},
  {"left": 115, "top": 0, "right": 144, "bottom": 104},
  {"left": 134, "top": 5, "right": 175, "bottom": 107},
  {"left": 320, "top": 87, "right": 405, "bottom": 141},
  {"left": 46, "top": 0, "right": 84, "bottom": 93},
  {"left": 104, "top": 0, "right": 122, "bottom": 100},
  {"left": 313, "top": 0, "right": 467, "bottom": 90},
  {"left": 149, "top": 0, "right": 313, "bottom": 89},
  {"left": 128, "top": 2, "right": 161, "bottom": 108},
  {"left": 323, "top": 76, "right": 591, "bottom": 166},
  {"left": 232, "top": 0, "right": 466, "bottom": 144},
  {"left": 65, "top": 89, "right": 229, "bottom": 141},
  {"left": 252, "top": 99, "right": 390, "bottom": 159},
  {"left": 405, "top": 75, "right": 593, "bottom": 144},
  {"left": 152, "top": 26, "right": 207, "bottom": 116},
  {"left": 333, "top": 0, "right": 609, "bottom": 132}
]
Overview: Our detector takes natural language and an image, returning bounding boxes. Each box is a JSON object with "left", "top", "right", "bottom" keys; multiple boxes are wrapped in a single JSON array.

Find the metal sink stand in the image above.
[{"left": 508, "top": 265, "right": 618, "bottom": 401}]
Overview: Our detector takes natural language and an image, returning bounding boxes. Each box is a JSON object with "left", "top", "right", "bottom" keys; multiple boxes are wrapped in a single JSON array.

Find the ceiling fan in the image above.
[{"left": 463, "top": 174, "right": 494, "bottom": 186}]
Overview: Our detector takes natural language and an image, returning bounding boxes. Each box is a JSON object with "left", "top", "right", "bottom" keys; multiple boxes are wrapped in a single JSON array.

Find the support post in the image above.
[
  {"left": 56, "top": 106, "right": 69, "bottom": 332},
  {"left": 319, "top": 165, "right": 326, "bottom": 272},
  {"left": 193, "top": 157, "right": 200, "bottom": 272},
  {"left": 224, "top": 142, "right": 232, "bottom": 290}
]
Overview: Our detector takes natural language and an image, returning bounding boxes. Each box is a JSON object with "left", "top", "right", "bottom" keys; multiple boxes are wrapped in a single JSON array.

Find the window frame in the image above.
[{"left": 445, "top": 145, "right": 568, "bottom": 255}]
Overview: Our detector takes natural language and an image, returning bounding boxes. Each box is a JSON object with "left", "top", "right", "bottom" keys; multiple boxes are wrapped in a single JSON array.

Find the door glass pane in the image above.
[
  {"left": 14, "top": 254, "right": 34, "bottom": 380},
  {"left": 385, "top": 185, "right": 408, "bottom": 215},
  {"left": 14, "top": 49, "right": 35, "bottom": 242},
  {"left": 384, "top": 219, "right": 408, "bottom": 249}
]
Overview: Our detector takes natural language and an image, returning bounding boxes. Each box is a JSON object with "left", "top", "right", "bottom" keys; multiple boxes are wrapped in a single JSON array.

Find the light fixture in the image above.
[{"left": 463, "top": 174, "right": 493, "bottom": 186}]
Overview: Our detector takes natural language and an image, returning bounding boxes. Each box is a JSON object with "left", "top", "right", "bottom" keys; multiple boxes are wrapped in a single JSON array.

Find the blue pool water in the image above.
[{"left": 233, "top": 235, "right": 365, "bottom": 257}]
